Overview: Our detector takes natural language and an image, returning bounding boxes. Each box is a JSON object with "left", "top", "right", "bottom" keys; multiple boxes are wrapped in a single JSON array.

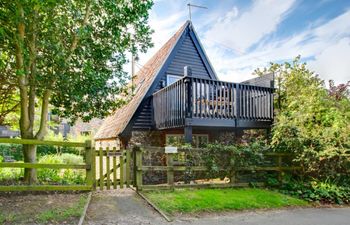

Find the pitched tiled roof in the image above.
[{"left": 94, "top": 21, "right": 189, "bottom": 140}]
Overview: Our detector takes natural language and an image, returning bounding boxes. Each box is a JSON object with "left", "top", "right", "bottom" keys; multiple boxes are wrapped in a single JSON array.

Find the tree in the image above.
[
  {"left": 0, "top": 0, "right": 153, "bottom": 183},
  {"left": 0, "top": 51, "right": 19, "bottom": 126},
  {"left": 256, "top": 57, "right": 350, "bottom": 181}
]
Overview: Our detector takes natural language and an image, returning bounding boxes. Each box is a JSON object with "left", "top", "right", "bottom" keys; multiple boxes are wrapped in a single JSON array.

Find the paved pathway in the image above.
[
  {"left": 174, "top": 207, "right": 350, "bottom": 225},
  {"left": 84, "top": 189, "right": 350, "bottom": 225},
  {"left": 84, "top": 189, "right": 164, "bottom": 225}
]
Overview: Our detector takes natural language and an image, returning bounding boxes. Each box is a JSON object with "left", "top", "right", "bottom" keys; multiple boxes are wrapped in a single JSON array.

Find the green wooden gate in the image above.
[{"left": 95, "top": 147, "right": 131, "bottom": 190}]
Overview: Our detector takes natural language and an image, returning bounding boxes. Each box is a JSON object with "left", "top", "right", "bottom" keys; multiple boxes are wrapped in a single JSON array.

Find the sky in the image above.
[{"left": 134, "top": 0, "right": 350, "bottom": 84}]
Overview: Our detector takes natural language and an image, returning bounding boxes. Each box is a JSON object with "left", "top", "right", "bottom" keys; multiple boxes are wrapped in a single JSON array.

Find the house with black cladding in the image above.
[{"left": 94, "top": 21, "right": 274, "bottom": 149}]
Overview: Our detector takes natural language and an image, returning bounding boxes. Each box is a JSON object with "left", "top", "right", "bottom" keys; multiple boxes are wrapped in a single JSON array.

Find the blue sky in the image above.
[{"left": 135, "top": 0, "right": 350, "bottom": 84}]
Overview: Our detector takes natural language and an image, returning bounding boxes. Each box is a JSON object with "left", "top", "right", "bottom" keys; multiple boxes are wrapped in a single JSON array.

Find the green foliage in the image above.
[
  {"left": 257, "top": 56, "right": 350, "bottom": 181},
  {"left": 0, "top": 153, "right": 85, "bottom": 184},
  {"left": 280, "top": 179, "right": 350, "bottom": 204},
  {"left": 0, "top": 0, "right": 154, "bottom": 123},
  {"left": 203, "top": 142, "right": 266, "bottom": 180},
  {"left": 0, "top": 51, "right": 19, "bottom": 126},
  {"left": 60, "top": 153, "right": 83, "bottom": 165},
  {"left": 37, "top": 155, "right": 64, "bottom": 183},
  {"left": 0, "top": 152, "right": 23, "bottom": 182},
  {"left": 0, "top": 213, "right": 15, "bottom": 224},
  {"left": 0, "top": 167, "right": 23, "bottom": 182},
  {"left": 37, "top": 154, "right": 85, "bottom": 184},
  {"left": 0, "top": 143, "right": 82, "bottom": 161}
]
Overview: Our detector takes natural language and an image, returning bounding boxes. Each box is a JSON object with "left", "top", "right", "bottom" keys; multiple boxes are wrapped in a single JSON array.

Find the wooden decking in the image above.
[{"left": 152, "top": 76, "right": 274, "bottom": 130}]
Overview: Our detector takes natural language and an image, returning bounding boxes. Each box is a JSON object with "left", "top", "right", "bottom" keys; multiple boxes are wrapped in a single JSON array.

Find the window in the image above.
[
  {"left": 165, "top": 134, "right": 209, "bottom": 148},
  {"left": 166, "top": 74, "right": 181, "bottom": 86},
  {"left": 193, "top": 134, "right": 209, "bottom": 148}
]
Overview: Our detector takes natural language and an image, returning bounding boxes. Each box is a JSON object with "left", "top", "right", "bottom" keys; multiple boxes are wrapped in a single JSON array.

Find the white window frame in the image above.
[{"left": 166, "top": 74, "right": 181, "bottom": 86}]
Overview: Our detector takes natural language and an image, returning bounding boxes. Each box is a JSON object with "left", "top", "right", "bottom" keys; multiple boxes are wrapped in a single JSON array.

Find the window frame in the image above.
[{"left": 166, "top": 74, "right": 182, "bottom": 86}]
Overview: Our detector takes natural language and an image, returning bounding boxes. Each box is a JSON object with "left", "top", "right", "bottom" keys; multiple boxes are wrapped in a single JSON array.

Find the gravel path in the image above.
[{"left": 83, "top": 189, "right": 350, "bottom": 225}]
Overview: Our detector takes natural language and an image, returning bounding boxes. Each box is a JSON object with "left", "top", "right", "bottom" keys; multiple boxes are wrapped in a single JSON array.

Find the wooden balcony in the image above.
[{"left": 152, "top": 76, "right": 274, "bottom": 131}]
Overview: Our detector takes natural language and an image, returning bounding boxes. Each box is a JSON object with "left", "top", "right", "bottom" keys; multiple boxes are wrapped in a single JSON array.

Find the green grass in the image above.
[
  {"left": 144, "top": 188, "right": 308, "bottom": 214},
  {"left": 36, "top": 195, "right": 88, "bottom": 223},
  {"left": 0, "top": 213, "right": 15, "bottom": 224}
]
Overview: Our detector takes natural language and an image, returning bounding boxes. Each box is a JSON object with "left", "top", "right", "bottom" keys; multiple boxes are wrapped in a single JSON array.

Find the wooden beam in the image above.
[
  {"left": 0, "top": 162, "right": 89, "bottom": 169},
  {"left": 184, "top": 126, "right": 192, "bottom": 143},
  {"left": 0, "top": 185, "right": 92, "bottom": 192},
  {"left": 0, "top": 138, "right": 86, "bottom": 147}
]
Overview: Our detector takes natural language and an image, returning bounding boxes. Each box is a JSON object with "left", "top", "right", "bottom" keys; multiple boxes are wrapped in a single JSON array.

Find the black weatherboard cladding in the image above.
[{"left": 132, "top": 27, "right": 213, "bottom": 130}]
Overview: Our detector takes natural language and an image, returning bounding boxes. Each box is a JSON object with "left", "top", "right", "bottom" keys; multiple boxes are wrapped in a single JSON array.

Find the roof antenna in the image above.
[
  {"left": 187, "top": 3, "right": 208, "bottom": 21},
  {"left": 131, "top": 53, "right": 139, "bottom": 95}
]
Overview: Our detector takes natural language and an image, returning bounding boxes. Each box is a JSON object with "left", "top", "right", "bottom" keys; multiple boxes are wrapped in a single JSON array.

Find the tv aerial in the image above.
[{"left": 187, "top": 3, "right": 208, "bottom": 21}]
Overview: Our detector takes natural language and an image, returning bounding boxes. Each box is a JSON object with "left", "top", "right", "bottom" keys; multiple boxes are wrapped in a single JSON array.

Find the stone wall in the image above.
[
  {"left": 129, "top": 130, "right": 164, "bottom": 147},
  {"left": 211, "top": 129, "right": 268, "bottom": 145}
]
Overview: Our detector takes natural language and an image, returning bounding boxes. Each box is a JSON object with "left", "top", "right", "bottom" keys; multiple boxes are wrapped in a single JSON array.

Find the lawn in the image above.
[{"left": 144, "top": 188, "right": 308, "bottom": 214}]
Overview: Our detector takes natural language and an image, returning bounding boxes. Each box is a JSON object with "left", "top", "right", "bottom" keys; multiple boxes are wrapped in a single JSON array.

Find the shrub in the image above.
[
  {"left": 263, "top": 57, "right": 350, "bottom": 181},
  {"left": 60, "top": 153, "right": 85, "bottom": 184},
  {"left": 0, "top": 156, "right": 23, "bottom": 182},
  {"left": 37, "top": 155, "right": 63, "bottom": 183},
  {"left": 60, "top": 153, "right": 84, "bottom": 165},
  {"left": 37, "top": 154, "right": 85, "bottom": 184},
  {"left": 0, "top": 167, "right": 23, "bottom": 181},
  {"left": 280, "top": 179, "right": 350, "bottom": 204},
  {"left": 203, "top": 141, "right": 265, "bottom": 181},
  {"left": 62, "top": 169, "right": 85, "bottom": 185},
  {"left": 0, "top": 144, "right": 23, "bottom": 161}
]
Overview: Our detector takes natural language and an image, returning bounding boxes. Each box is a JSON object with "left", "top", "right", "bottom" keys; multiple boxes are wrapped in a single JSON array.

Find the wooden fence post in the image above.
[
  {"left": 113, "top": 147, "right": 117, "bottom": 189},
  {"left": 166, "top": 153, "right": 174, "bottom": 190},
  {"left": 277, "top": 155, "right": 283, "bottom": 184},
  {"left": 106, "top": 147, "right": 111, "bottom": 189},
  {"left": 126, "top": 150, "right": 131, "bottom": 187},
  {"left": 120, "top": 150, "right": 124, "bottom": 189},
  {"left": 85, "top": 140, "right": 95, "bottom": 190},
  {"left": 184, "top": 66, "right": 193, "bottom": 144},
  {"left": 230, "top": 171, "right": 236, "bottom": 184},
  {"left": 99, "top": 147, "right": 104, "bottom": 190},
  {"left": 134, "top": 146, "right": 143, "bottom": 191}
]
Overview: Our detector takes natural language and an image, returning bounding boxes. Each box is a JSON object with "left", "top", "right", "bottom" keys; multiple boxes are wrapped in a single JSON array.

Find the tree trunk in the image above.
[{"left": 23, "top": 144, "right": 37, "bottom": 184}]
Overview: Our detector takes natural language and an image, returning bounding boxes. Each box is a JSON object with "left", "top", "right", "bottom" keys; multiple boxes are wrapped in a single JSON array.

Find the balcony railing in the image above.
[{"left": 152, "top": 76, "right": 274, "bottom": 129}]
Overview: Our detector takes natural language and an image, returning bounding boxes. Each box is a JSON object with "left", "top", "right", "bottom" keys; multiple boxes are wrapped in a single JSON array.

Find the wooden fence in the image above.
[
  {"left": 95, "top": 147, "right": 132, "bottom": 190},
  {"left": 133, "top": 146, "right": 300, "bottom": 191},
  {"left": 0, "top": 138, "right": 94, "bottom": 191},
  {"left": 0, "top": 139, "right": 300, "bottom": 192}
]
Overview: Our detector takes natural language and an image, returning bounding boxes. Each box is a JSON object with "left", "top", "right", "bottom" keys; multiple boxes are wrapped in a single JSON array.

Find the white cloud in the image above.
[
  {"left": 204, "top": 8, "right": 350, "bottom": 84},
  {"left": 204, "top": 0, "right": 296, "bottom": 52},
  {"left": 137, "top": 2, "right": 186, "bottom": 67},
  {"left": 308, "top": 38, "right": 350, "bottom": 83},
  {"left": 132, "top": 0, "right": 350, "bottom": 85}
]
